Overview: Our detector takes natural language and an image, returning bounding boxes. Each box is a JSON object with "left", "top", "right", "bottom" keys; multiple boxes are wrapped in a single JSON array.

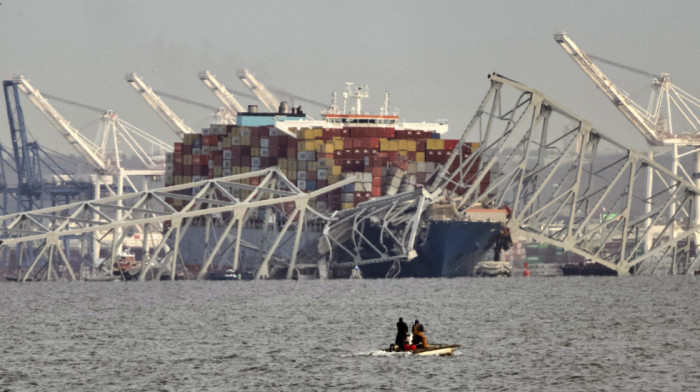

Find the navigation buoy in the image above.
[{"left": 523, "top": 262, "right": 530, "bottom": 277}]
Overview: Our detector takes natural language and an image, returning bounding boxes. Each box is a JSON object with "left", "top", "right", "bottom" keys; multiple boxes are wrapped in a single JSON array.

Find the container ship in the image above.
[{"left": 163, "top": 84, "right": 500, "bottom": 278}]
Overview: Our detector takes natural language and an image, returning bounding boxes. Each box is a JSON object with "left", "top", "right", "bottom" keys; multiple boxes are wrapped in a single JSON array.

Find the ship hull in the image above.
[{"left": 354, "top": 220, "right": 503, "bottom": 278}]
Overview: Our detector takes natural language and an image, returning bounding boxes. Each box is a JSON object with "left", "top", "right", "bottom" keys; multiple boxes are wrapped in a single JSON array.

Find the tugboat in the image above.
[{"left": 112, "top": 250, "right": 141, "bottom": 280}]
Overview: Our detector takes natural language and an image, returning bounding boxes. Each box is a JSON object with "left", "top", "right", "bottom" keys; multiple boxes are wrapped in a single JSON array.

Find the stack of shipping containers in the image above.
[{"left": 165, "top": 123, "right": 488, "bottom": 213}]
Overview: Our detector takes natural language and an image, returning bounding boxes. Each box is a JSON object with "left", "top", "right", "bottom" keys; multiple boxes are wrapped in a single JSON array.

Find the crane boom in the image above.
[
  {"left": 125, "top": 72, "right": 195, "bottom": 139},
  {"left": 199, "top": 70, "right": 245, "bottom": 116},
  {"left": 14, "top": 75, "right": 108, "bottom": 171},
  {"left": 554, "top": 32, "right": 663, "bottom": 146},
  {"left": 237, "top": 69, "right": 280, "bottom": 112}
]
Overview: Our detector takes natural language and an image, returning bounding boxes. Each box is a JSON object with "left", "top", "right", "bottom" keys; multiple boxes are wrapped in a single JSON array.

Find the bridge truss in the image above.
[
  {"left": 432, "top": 73, "right": 700, "bottom": 275},
  {"left": 0, "top": 168, "right": 353, "bottom": 281}
]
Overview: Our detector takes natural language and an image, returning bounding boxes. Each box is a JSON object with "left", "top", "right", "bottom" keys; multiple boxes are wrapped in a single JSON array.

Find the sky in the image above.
[{"left": 1, "top": 0, "right": 699, "bottom": 161}]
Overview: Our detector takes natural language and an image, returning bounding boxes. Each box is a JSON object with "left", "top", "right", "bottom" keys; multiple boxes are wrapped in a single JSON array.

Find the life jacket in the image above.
[{"left": 413, "top": 323, "right": 423, "bottom": 335}]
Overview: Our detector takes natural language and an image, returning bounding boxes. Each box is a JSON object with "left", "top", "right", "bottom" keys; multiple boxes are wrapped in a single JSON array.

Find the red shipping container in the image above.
[
  {"left": 372, "top": 177, "right": 382, "bottom": 187},
  {"left": 307, "top": 170, "right": 317, "bottom": 181},
  {"left": 407, "top": 151, "right": 416, "bottom": 161},
  {"left": 182, "top": 145, "right": 193, "bottom": 154},
  {"left": 192, "top": 155, "right": 201, "bottom": 165},
  {"left": 341, "top": 128, "right": 350, "bottom": 137},
  {"left": 395, "top": 130, "right": 407, "bottom": 139},
  {"left": 388, "top": 151, "right": 398, "bottom": 163},
  {"left": 417, "top": 140, "right": 426, "bottom": 152},
  {"left": 260, "top": 157, "right": 271, "bottom": 167},
  {"left": 371, "top": 186, "right": 382, "bottom": 197},
  {"left": 250, "top": 128, "right": 259, "bottom": 138},
  {"left": 174, "top": 142, "right": 183, "bottom": 152},
  {"left": 173, "top": 164, "right": 183, "bottom": 175},
  {"left": 444, "top": 139, "right": 459, "bottom": 151},
  {"left": 183, "top": 165, "right": 192, "bottom": 176},
  {"left": 242, "top": 156, "right": 251, "bottom": 166},
  {"left": 250, "top": 177, "right": 260, "bottom": 186},
  {"left": 287, "top": 147, "right": 297, "bottom": 158},
  {"left": 317, "top": 180, "right": 328, "bottom": 188},
  {"left": 372, "top": 167, "right": 382, "bottom": 177},
  {"left": 173, "top": 153, "right": 183, "bottom": 165},
  {"left": 259, "top": 127, "right": 269, "bottom": 137}
]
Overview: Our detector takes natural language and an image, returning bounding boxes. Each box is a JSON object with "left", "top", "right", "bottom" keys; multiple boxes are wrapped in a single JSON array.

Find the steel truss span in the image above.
[
  {"left": 437, "top": 73, "right": 700, "bottom": 275},
  {"left": 0, "top": 168, "right": 354, "bottom": 281}
]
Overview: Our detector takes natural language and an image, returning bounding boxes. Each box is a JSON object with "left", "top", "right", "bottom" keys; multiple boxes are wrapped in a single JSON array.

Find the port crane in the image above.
[
  {"left": 555, "top": 32, "right": 700, "bottom": 256},
  {"left": 125, "top": 72, "right": 196, "bottom": 139},
  {"left": 237, "top": 69, "right": 280, "bottom": 112},
  {"left": 199, "top": 70, "right": 245, "bottom": 117}
]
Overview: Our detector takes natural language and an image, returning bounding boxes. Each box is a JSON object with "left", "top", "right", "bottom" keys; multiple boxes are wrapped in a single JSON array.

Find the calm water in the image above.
[{"left": 0, "top": 276, "right": 698, "bottom": 391}]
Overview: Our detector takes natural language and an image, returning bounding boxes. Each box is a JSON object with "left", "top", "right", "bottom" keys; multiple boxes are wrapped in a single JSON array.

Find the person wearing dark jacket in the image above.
[
  {"left": 395, "top": 317, "right": 409, "bottom": 350},
  {"left": 412, "top": 319, "right": 427, "bottom": 347}
]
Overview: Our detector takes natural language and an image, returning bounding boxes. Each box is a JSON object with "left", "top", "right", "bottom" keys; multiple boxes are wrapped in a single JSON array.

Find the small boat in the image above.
[
  {"left": 474, "top": 261, "right": 512, "bottom": 277},
  {"left": 384, "top": 344, "right": 461, "bottom": 356}
]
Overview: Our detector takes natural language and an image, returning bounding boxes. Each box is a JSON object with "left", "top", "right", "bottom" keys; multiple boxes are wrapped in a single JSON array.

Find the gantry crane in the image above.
[
  {"left": 237, "top": 69, "right": 280, "bottom": 112},
  {"left": 199, "top": 70, "right": 245, "bottom": 116},
  {"left": 14, "top": 75, "right": 109, "bottom": 173},
  {"left": 555, "top": 31, "right": 700, "bottom": 254},
  {"left": 125, "top": 72, "right": 196, "bottom": 139}
]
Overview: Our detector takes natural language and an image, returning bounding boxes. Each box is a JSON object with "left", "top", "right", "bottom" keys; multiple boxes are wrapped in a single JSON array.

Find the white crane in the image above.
[
  {"left": 237, "top": 69, "right": 280, "bottom": 112},
  {"left": 15, "top": 75, "right": 108, "bottom": 173},
  {"left": 125, "top": 72, "right": 195, "bottom": 139},
  {"left": 16, "top": 75, "right": 172, "bottom": 268},
  {"left": 555, "top": 31, "right": 700, "bottom": 253},
  {"left": 199, "top": 70, "right": 245, "bottom": 116}
]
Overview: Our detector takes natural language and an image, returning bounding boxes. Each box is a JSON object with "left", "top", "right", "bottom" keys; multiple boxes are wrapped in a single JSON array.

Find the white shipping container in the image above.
[
  {"left": 362, "top": 182, "right": 372, "bottom": 192},
  {"left": 298, "top": 170, "right": 307, "bottom": 180},
  {"left": 231, "top": 136, "right": 240, "bottom": 146},
  {"left": 251, "top": 157, "right": 261, "bottom": 167},
  {"left": 260, "top": 138, "right": 269, "bottom": 148},
  {"left": 408, "top": 162, "right": 417, "bottom": 173},
  {"left": 222, "top": 150, "right": 232, "bottom": 159},
  {"left": 222, "top": 168, "right": 232, "bottom": 176},
  {"left": 317, "top": 169, "right": 327, "bottom": 180},
  {"left": 202, "top": 146, "right": 210, "bottom": 155},
  {"left": 354, "top": 182, "right": 364, "bottom": 192},
  {"left": 297, "top": 179, "right": 306, "bottom": 191},
  {"left": 260, "top": 148, "right": 269, "bottom": 157},
  {"left": 192, "top": 148, "right": 201, "bottom": 155}
]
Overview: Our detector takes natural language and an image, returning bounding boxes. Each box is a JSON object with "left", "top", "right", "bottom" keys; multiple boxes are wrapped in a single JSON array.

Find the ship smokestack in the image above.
[
  {"left": 279, "top": 101, "right": 289, "bottom": 114},
  {"left": 248, "top": 104, "right": 258, "bottom": 113}
]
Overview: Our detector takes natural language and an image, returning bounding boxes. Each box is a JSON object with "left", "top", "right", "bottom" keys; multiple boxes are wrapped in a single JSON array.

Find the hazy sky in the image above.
[{"left": 2, "top": 0, "right": 698, "bottom": 159}]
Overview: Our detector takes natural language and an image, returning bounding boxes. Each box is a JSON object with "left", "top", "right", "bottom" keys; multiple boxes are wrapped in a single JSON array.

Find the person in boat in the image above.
[
  {"left": 395, "top": 317, "right": 409, "bottom": 351},
  {"left": 412, "top": 319, "right": 427, "bottom": 347}
]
